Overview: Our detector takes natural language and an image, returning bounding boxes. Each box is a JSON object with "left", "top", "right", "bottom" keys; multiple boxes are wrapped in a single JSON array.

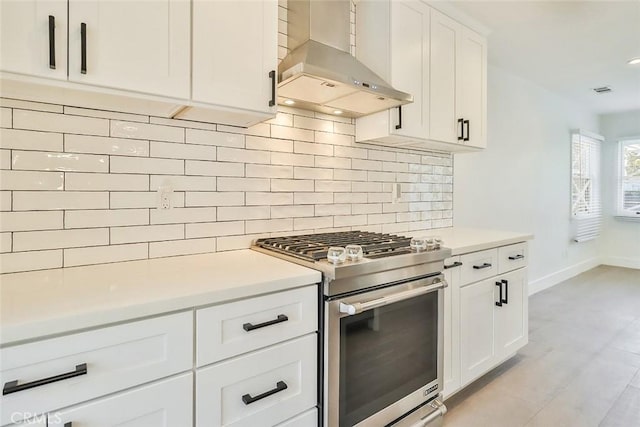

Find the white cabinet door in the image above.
[
  {"left": 460, "top": 278, "right": 496, "bottom": 386},
  {"left": 0, "top": 0, "right": 67, "bottom": 80},
  {"left": 456, "top": 26, "right": 487, "bottom": 148},
  {"left": 192, "top": 0, "right": 278, "bottom": 115},
  {"left": 389, "top": 0, "right": 430, "bottom": 139},
  {"left": 443, "top": 256, "right": 461, "bottom": 398},
  {"left": 429, "top": 9, "right": 458, "bottom": 144},
  {"left": 49, "top": 373, "right": 193, "bottom": 427},
  {"left": 495, "top": 268, "right": 528, "bottom": 359},
  {"left": 67, "top": 0, "right": 190, "bottom": 99}
]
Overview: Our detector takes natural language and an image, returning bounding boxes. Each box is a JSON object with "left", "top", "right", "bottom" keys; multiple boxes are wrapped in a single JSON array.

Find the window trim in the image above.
[{"left": 616, "top": 137, "right": 640, "bottom": 221}]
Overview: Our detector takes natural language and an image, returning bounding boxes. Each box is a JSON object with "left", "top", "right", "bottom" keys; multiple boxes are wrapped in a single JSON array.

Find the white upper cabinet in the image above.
[
  {"left": 355, "top": 0, "right": 430, "bottom": 143},
  {"left": 0, "top": 0, "right": 68, "bottom": 80},
  {"left": 67, "top": 0, "right": 190, "bottom": 99},
  {"left": 356, "top": 3, "right": 487, "bottom": 153},
  {"left": 429, "top": 8, "right": 487, "bottom": 149},
  {"left": 191, "top": 0, "right": 278, "bottom": 117}
]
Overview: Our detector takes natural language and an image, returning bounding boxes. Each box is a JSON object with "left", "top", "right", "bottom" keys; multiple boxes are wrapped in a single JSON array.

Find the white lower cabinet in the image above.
[
  {"left": 494, "top": 268, "right": 528, "bottom": 357},
  {"left": 442, "top": 256, "right": 461, "bottom": 398},
  {"left": 196, "top": 334, "right": 317, "bottom": 427},
  {"left": 275, "top": 408, "right": 317, "bottom": 427},
  {"left": 48, "top": 373, "right": 193, "bottom": 427}
]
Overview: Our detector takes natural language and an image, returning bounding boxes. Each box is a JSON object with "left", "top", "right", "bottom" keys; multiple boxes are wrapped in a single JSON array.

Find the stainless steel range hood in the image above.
[{"left": 278, "top": 0, "right": 412, "bottom": 118}]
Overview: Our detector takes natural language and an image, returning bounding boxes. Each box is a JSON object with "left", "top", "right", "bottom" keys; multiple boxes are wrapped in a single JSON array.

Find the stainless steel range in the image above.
[{"left": 253, "top": 231, "right": 451, "bottom": 427}]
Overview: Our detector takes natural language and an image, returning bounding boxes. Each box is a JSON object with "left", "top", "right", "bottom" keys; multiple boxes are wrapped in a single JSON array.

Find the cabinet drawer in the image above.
[
  {"left": 1, "top": 312, "right": 192, "bottom": 426},
  {"left": 276, "top": 408, "right": 317, "bottom": 426},
  {"left": 498, "top": 242, "right": 527, "bottom": 274},
  {"left": 459, "top": 248, "right": 498, "bottom": 286},
  {"left": 197, "top": 285, "right": 317, "bottom": 366},
  {"left": 196, "top": 334, "right": 317, "bottom": 427},
  {"left": 49, "top": 373, "right": 192, "bottom": 427}
]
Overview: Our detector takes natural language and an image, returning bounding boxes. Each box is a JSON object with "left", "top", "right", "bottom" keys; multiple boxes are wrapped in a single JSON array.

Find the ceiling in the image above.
[{"left": 449, "top": 0, "right": 640, "bottom": 114}]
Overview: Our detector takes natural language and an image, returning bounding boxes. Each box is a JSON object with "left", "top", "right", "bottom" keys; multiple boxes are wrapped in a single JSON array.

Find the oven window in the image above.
[{"left": 339, "top": 291, "right": 439, "bottom": 427}]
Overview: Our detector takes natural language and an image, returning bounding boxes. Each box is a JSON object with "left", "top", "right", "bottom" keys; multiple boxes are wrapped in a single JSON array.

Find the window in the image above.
[
  {"left": 571, "top": 131, "right": 603, "bottom": 242},
  {"left": 617, "top": 139, "right": 640, "bottom": 218}
]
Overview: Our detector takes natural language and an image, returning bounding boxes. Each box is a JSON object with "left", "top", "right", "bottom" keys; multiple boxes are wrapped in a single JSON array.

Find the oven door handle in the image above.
[
  {"left": 409, "top": 398, "right": 447, "bottom": 427},
  {"left": 339, "top": 279, "right": 447, "bottom": 316}
]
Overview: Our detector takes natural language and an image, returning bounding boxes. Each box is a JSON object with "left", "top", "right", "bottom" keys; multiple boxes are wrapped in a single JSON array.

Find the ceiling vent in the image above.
[{"left": 593, "top": 86, "right": 612, "bottom": 94}]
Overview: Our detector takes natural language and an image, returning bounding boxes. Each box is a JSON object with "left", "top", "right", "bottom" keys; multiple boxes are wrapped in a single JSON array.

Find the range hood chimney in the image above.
[{"left": 278, "top": 0, "right": 412, "bottom": 118}]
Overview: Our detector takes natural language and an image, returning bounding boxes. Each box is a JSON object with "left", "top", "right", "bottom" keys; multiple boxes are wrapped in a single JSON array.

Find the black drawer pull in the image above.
[
  {"left": 444, "top": 261, "right": 463, "bottom": 270},
  {"left": 473, "top": 263, "right": 492, "bottom": 270},
  {"left": 463, "top": 119, "right": 470, "bottom": 141},
  {"left": 80, "top": 23, "right": 87, "bottom": 74},
  {"left": 268, "top": 70, "right": 276, "bottom": 107},
  {"left": 495, "top": 282, "right": 503, "bottom": 307},
  {"left": 242, "top": 381, "right": 288, "bottom": 405},
  {"left": 48, "top": 15, "right": 56, "bottom": 69},
  {"left": 243, "top": 314, "right": 288, "bottom": 332},
  {"left": 508, "top": 254, "right": 524, "bottom": 260},
  {"left": 3, "top": 363, "right": 87, "bottom": 395},
  {"left": 64, "top": 423, "right": 72, "bottom": 427},
  {"left": 395, "top": 105, "right": 402, "bottom": 130},
  {"left": 502, "top": 279, "right": 509, "bottom": 304}
]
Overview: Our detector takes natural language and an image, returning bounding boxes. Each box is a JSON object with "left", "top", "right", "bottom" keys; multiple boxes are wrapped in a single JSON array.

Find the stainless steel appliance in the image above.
[{"left": 253, "top": 231, "right": 451, "bottom": 427}]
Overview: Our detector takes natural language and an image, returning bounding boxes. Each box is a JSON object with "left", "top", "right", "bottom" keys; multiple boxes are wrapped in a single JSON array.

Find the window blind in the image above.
[
  {"left": 617, "top": 139, "right": 640, "bottom": 219},
  {"left": 571, "top": 131, "right": 603, "bottom": 242}
]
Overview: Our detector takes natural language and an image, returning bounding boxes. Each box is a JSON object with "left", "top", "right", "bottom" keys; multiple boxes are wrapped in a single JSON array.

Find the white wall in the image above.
[
  {"left": 599, "top": 110, "right": 640, "bottom": 269},
  {"left": 454, "top": 65, "right": 600, "bottom": 293}
]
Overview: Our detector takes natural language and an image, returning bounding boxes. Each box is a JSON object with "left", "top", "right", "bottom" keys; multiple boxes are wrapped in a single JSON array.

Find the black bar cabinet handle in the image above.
[
  {"left": 48, "top": 15, "right": 56, "bottom": 69},
  {"left": 495, "top": 282, "right": 503, "bottom": 307},
  {"left": 444, "top": 261, "right": 463, "bottom": 270},
  {"left": 243, "top": 314, "right": 288, "bottom": 332},
  {"left": 473, "top": 262, "right": 492, "bottom": 270},
  {"left": 508, "top": 254, "right": 525, "bottom": 260},
  {"left": 64, "top": 423, "right": 72, "bottom": 427},
  {"left": 80, "top": 23, "right": 87, "bottom": 74},
  {"left": 457, "top": 118, "right": 464, "bottom": 141},
  {"left": 395, "top": 106, "right": 402, "bottom": 130},
  {"left": 242, "top": 381, "right": 288, "bottom": 405},
  {"left": 268, "top": 70, "right": 276, "bottom": 107},
  {"left": 3, "top": 363, "right": 87, "bottom": 395},
  {"left": 463, "top": 120, "right": 470, "bottom": 141},
  {"left": 502, "top": 279, "right": 509, "bottom": 304}
]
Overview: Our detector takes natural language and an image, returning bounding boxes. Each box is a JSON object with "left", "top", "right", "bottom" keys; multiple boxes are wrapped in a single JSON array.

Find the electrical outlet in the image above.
[
  {"left": 391, "top": 183, "right": 402, "bottom": 204},
  {"left": 158, "top": 186, "right": 172, "bottom": 210}
]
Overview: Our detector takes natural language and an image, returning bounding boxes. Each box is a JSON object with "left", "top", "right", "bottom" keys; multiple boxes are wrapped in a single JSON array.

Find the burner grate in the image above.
[{"left": 255, "top": 231, "right": 414, "bottom": 261}]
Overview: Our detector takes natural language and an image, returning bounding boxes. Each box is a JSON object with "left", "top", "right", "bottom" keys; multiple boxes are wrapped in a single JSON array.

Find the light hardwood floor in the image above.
[{"left": 444, "top": 266, "right": 640, "bottom": 427}]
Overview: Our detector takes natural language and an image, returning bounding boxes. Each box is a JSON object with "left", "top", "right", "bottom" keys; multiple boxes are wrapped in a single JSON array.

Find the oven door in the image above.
[{"left": 327, "top": 274, "right": 446, "bottom": 427}]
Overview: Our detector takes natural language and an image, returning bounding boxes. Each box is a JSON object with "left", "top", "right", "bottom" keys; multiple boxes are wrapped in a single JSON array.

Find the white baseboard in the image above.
[
  {"left": 528, "top": 257, "right": 601, "bottom": 295},
  {"left": 600, "top": 256, "right": 640, "bottom": 270}
]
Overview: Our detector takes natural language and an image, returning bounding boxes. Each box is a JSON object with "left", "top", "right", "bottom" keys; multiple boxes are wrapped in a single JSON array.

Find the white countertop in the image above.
[
  {"left": 0, "top": 250, "right": 321, "bottom": 346},
  {"left": 433, "top": 227, "right": 533, "bottom": 256}
]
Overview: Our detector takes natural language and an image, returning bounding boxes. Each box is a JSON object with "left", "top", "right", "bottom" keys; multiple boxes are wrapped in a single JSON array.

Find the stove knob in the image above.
[
  {"left": 345, "top": 244, "right": 363, "bottom": 261},
  {"left": 410, "top": 237, "right": 427, "bottom": 252},
  {"left": 327, "top": 247, "right": 347, "bottom": 264}
]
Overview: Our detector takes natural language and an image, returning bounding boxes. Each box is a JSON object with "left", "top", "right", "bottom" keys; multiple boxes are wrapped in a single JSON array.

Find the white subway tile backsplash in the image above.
[
  {"left": 65, "top": 134, "right": 149, "bottom": 157},
  {"left": 66, "top": 173, "right": 148, "bottom": 191},
  {"left": 13, "top": 110, "right": 109, "bottom": 136},
  {"left": 185, "top": 221, "right": 244, "bottom": 238},
  {"left": 13, "top": 191, "right": 109, "bottom": 211},
  {"left": 0, "top": 107, "right": 12, "bottom": 128},
  {"left": 0, "top": 211, "right": 63, "bottom": 231},
  {"left": 0, "top": 90, "right": 452, "bottom": 273},
  {"left": 13, "top": 228, "right": 109, "bottom": 251},
  {"left": 186, "top": 192, "right": 244, "bottom": 207},
  {"left": 0, "top": 129, "right": 63, "bottom": 152},
  {"left": 150, "top": 207, "right": 216, "bottom": 224},
  {"left": 0, "top": 170, "right": 64, "bottom": 190},
  {"left": 149, "top": 237, "right": 216, "bottom": 258},
  {"left": 110, "top": 224, "right": 184, "bottom": 244},
  {"left": 217, "top": 206, "right": 270, "bottom": 221},
  {"left": 217, "top": 177, "right": 269, "bottom": 192},
  {"left": 64, "top": 243, "right": 148, "bottom": 267},
  {"left": 110, "top": 191, "right": 185, "bottom": 209},
  {"left": 1, "top": 250, "right": 62, "bottom": 273},
  {"left": 111, "top": 121, "right": 184, "bottom": 143},
  {"left": 110, "top": 156, "right": 184, "bottom": 175},
  {"left": 65, "top": 209, "right": 149, "bottom": 228},
  {"left": 150, "top": 175, "right": 216, "bottom": 191},
  {"left": 151, "top": 141, "right": 216, "bottom": 160},
  {"left": 0, "top": 232, "right": 11, "bottom": 252},
  {"left": 12, "top": 151, "right": 109, "bottom": 172}
]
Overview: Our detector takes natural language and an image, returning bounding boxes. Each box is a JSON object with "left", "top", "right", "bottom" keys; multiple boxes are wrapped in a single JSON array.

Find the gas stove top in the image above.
[{"left": 253, "top": 231, "right": 451, "bottom": 294}]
